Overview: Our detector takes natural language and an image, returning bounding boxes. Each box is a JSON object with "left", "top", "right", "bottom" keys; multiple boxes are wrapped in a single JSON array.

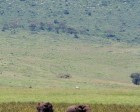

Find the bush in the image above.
[
  {"left": 130, "top": 73, "right": 140, "bottom": 85},
  {"left": 39, "top": 22, "right": 46, "bottom": 30},
  {"left": 57, "top": 73, "right": 71, "bottom": 79},
  {"left": 1, "top": 23, "right": 9, "bottom": 31},
  {"left": 29, "top": 23, "right": 37, "bottom": 31},
  {"left": 46, "top": 22, "right": 54, "bottom": 31},
  {"left": 66, "top": 27, "right": 78, "bottom": 35},
  {"left": 63, "top": 10, "right": 69, "bottom": 15}
]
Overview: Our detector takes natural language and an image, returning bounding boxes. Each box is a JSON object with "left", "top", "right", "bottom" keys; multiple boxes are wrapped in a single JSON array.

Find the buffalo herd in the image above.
[{"left": 36, "top": 102, "right": 91, "bottom": 112}]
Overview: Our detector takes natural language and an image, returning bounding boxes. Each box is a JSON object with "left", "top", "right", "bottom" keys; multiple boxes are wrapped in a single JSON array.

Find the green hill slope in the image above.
[
  {"left": 0, "top": 0, "right": 140, "bottom": 88},
  {"left": 0, "top": 31, "right": 140, "bottom": 88},
  {"left": 0, "top": 0, "right": 140, "bottom": 43}
]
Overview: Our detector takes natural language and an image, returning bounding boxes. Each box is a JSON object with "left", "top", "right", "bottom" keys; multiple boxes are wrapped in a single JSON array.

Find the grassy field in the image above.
[
  {"left": 0, "top": 31, "right": 140, "bottom": 88},
  {"left": 0, "top": 0, "right": 140, "bottom": 111},
  {"left": 0, "top": 31, "right": 140, "bottom": 107},
  {"left": 0, "top": 87, "right": 140, "bottom": 105},
  {"left": 0, "top": 87, "right": 140, "bottom": 111}
]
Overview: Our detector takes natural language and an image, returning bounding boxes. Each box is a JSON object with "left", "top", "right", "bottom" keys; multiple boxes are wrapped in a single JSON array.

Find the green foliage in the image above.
[
  {"left": 0, "top": 102, "right": 139, "bottom": 112},
  {"left": 130, "top": 73, "right": 140, "bottom": 85}
]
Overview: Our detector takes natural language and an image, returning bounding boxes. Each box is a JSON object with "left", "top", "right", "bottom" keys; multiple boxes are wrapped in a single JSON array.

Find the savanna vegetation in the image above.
[
  {"left": 0, "top": 28, "right": 140, "bottom": 111},
  {"left": 0, "top": 102, "right": 140, "bottom": 112},
  {"left": 0, "top": 0, "right": 140, "bottom": 111},
  {"left": 0, "top": 0, "right": 140, "bottom": 43},
  {"left": 0, "top": 32, "right": 140, "bottom": 88}
]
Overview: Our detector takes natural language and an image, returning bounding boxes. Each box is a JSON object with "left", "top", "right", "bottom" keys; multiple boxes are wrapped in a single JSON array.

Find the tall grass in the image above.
[{"left": 0, "top": 102, "right": 139, "bottom": 112}]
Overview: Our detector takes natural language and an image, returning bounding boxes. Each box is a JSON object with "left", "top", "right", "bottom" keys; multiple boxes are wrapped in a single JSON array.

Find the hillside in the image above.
[
  {"left": 0, "top": 31, "right": 140, "bottom": 88},
  {"left": 0, "top": 0, "right": 140, "bottom": 43},
  {"left": 0, "top": 0, "right": 140, "bottom": 89}
]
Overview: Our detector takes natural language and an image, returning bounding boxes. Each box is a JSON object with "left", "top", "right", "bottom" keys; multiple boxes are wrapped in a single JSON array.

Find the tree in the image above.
[
  {"left": 2, "top": 23, "right": 9, "bottom": 31},
  {"left": 29, "top": 23, "right": 37, "bottom": 31},
  {"left": 130, "top": 73, "right": 140, "bottom": 85},
  {"left": 39, "top": 22, "right": 46, "bottom": 30}
]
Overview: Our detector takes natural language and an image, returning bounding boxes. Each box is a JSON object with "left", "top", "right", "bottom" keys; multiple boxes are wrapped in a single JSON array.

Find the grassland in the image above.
[
  {"left": 1, "top": 31, "right": 140, "bottom": 88},
  {"left": 0, "top": 31, "right": 140, "bottom": 106},
  {"left": 0, "top": 87, "right": 140, "bottom": 111},
  {"left": 0, "top": 0, "right": 140, "bottom": 111},
  {"left": 0, "top": 87, "right": 140, "bottom": 105}
]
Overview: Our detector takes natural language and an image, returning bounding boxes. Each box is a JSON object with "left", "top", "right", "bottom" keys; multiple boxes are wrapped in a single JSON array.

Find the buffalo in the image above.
[
  {"left": 66, "top": 105, "right": 91, "bottom": 112},
  {"left": 36, "top": 102, "right": 53, "bottom": 112}
]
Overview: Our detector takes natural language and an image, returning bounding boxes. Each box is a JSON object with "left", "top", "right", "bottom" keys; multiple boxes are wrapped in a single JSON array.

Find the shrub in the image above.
[
  {"left": 39, "top": 22, "right": 46, "bottom": 30},
  {"left": 130, "top": 73, "right": 140, "bottom": 85},
  {"left": 1, "top": 23, "right": 9, "bottom": 31},
  {"left": 54, "top": 19, "right": 59, "bottom": 24},
  {"left": 57, "top": 73, "right": 71, "bottom": 79},
  {"left": 66, "top": 27, "right": 78, "bottom": 35},
  {"left": 46, "top": 22, "right": 54, "bottom": 31},
  {"left": 29, "top": 23, "right": 37, "bottom": 31},
  {"left": 64, "top": 10, "right": 69, "bottom": 15}
]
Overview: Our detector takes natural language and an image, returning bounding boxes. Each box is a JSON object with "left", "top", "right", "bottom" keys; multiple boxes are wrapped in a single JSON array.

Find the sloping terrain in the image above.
[
  {"left": 0, "top": 0, "right": 140, "bottom": 43},
  {"left": 0, "top": 0, "right": 140, "bottom": 88},
  {"left": 0, "top": 32, "right": 140, "bottom": 88}
]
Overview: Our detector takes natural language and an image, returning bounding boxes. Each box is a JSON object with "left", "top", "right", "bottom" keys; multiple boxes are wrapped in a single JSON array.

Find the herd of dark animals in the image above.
[{"left": 36, "top": 102, "right": 91, "bottom": 112}]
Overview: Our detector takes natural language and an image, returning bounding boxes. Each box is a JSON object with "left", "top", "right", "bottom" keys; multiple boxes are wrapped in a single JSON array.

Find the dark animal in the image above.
[
  {"left": 66, "top": 105, "right": 91, "bottom": 112},
  {"left": 36, "top": 102, "right": 53, "bottom": 112}
]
